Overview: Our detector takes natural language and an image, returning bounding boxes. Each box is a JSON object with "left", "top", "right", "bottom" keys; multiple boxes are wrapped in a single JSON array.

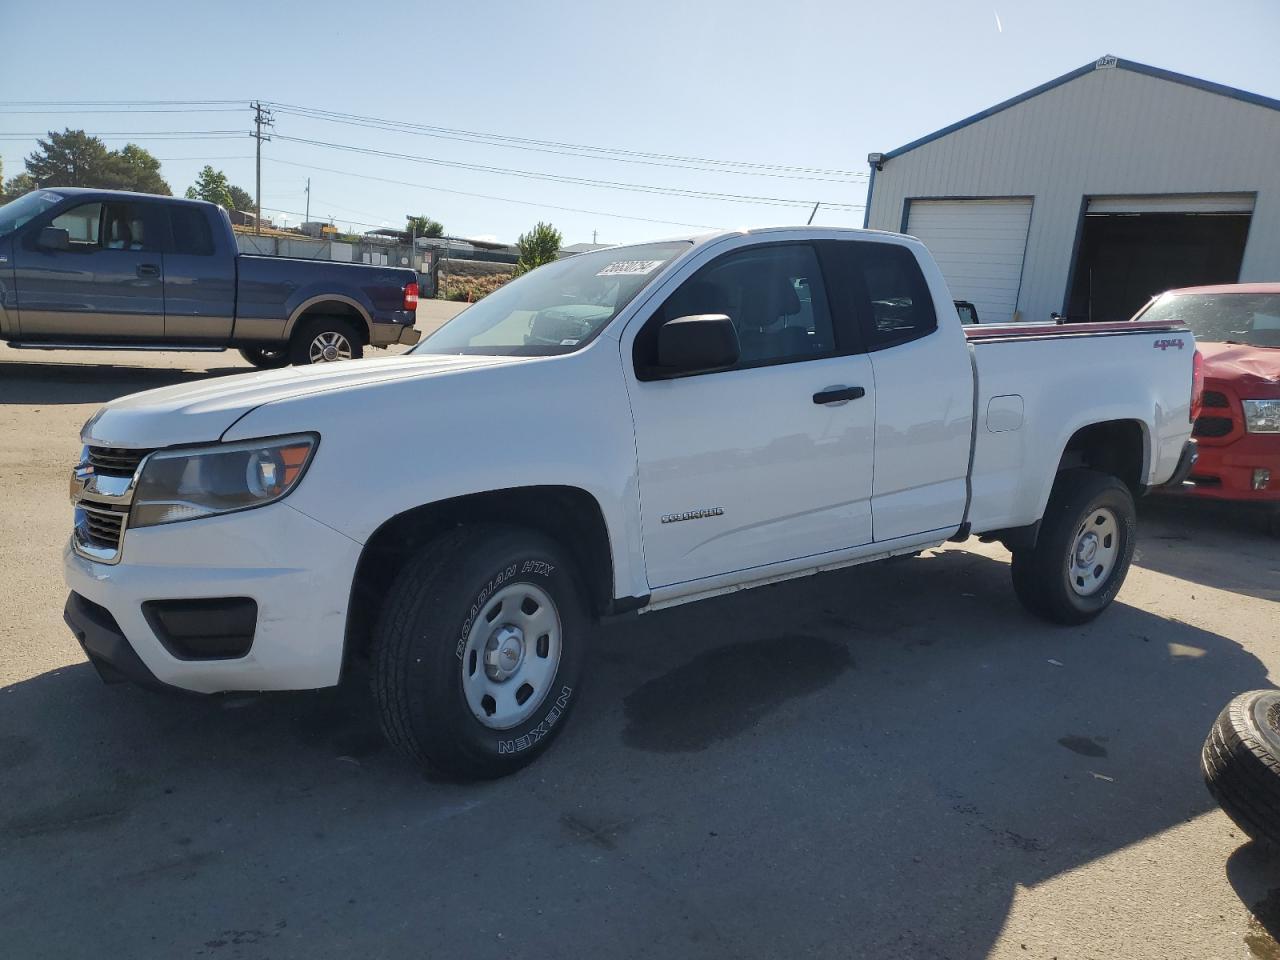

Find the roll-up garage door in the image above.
[
  {"left": 1087, "top": 193, "right": 1255, "bottom": 214},
  {"left": 905, "top": 199, "right": 1033, "bottom": 324}
]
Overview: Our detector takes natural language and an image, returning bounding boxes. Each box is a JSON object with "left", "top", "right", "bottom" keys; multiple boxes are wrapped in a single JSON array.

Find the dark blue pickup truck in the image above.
[{"left": 0, "top": 188, "right": 420, "bottom": 366}]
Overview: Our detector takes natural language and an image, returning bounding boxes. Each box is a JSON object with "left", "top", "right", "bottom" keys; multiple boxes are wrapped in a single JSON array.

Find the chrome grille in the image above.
[
  {"left": 75, "top": 502, "right": 129, "bottom": 559},
  {"left": 86, "top": 445, "right": 153, "bottom": 477}
]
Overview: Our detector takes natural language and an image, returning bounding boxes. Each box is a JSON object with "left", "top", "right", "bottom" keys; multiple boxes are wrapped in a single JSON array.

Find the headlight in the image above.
[
  {"left": 1243, "top": 399, "right": 1280, "bottom": 434},
  {"left": 130, "top": 434, "right": 318, "bottom": 528}
]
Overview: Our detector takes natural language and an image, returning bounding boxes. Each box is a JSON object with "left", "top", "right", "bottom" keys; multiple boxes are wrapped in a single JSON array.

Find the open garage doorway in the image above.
[{"left": 1066, "top": 194, "right": 1253, "bottom": 322}]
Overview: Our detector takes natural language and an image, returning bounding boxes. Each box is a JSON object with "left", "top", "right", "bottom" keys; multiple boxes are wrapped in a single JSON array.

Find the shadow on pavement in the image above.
[
  {"left": 1136, "top": 496, "right": 1280, "bottom": 602},
  {"left": 0, "top": 360, "right": 245, "bottom": 406},
  {"left": 0, "top": 549, "right": 1269, "bottom": 958},
  {"left": 1226, "top": 843, "right": 1280, "bottom": 958}
]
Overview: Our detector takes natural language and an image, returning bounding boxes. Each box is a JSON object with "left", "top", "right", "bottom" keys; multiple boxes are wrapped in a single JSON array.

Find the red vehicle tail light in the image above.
[
  {"left": 402, "top": 281, "right": 420, "bottom": 311},
  {"left": 1190, "top": 348, "right": 1204, "bottom": 422}
]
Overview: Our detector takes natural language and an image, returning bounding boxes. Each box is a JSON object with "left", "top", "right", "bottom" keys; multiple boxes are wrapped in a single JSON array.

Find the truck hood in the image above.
[
  {"left": 1199, "top": 341, "right": 1280, "bottom": 398},
  {"left": 82, "top": 353, "right": 522, "bottom": 448}
]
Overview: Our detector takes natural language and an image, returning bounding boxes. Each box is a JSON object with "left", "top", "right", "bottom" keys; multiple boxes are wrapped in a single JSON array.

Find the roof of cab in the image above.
[{"left": 1167, "top": 282, "right": 1280, "bottom": 296}]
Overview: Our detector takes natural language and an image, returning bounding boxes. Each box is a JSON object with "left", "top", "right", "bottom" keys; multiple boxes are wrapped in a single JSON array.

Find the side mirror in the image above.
[
  {"left": 37, "top": 226, "right": 71, "bottom": 251},
  {"left": 657, "top": 314, "right": 740, "bottom": 375}
]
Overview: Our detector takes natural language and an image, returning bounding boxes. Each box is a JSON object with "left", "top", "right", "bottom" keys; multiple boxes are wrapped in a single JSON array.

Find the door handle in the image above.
[
  {"left": 136, "top": 264, "right": 160, "bottom": 279},
  {"left": 812, "top": 385, "right": 866, "bottom": 406}
]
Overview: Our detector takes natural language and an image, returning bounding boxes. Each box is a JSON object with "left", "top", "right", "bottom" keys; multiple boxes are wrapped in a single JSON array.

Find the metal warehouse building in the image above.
[{"left": 862, "top": 55, "right": 1280, "bottom": 324}]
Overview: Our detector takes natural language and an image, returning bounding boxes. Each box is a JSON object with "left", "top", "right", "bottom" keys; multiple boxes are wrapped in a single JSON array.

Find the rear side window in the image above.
[
  {"left": 169, "top": 207, "right": 215, "bottom": 256},
  {"left": 857, "top": 243, "right": 937, "bottom": 348}
]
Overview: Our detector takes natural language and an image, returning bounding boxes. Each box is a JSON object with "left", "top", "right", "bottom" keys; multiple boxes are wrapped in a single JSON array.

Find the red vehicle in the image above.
[{"left": 1134, "top": 283, "right": 1280, "bottom": 535}]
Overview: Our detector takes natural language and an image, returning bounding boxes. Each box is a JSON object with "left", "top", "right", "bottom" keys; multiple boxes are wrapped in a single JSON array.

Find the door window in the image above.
[
  {"left": 50, "top": 203, "right": 103, "bottom": 250},
  {"left": 102, "top": 202, "right": 162, "bottom": 252},
  {"left": 636, "top": 243, "right": 836, "bottom": 375}
]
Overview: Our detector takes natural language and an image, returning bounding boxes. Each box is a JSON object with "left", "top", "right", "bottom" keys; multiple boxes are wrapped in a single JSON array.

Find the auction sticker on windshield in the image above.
[{"left": 597, "top": 260, "right": 665, "bottom": 277}]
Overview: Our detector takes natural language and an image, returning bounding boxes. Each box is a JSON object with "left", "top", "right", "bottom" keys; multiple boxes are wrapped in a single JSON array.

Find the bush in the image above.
[{"left": 440, "top": 272, "right": 514, "bottom": 302}]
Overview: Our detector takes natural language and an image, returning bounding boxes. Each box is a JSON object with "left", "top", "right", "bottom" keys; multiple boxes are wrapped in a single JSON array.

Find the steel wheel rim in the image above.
[
  {"left": 461, "top": 582, "right": 562, "bottom": 730},
  {"left": 1068, "top": 506, "right": 1120, "bottom": 597},
  {"left": 309, "top": 331, "right": 352, "bottom": 363}
]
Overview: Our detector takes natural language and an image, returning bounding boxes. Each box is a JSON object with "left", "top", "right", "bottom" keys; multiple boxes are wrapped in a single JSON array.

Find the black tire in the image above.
[
  {"left": 289, "top": 316, "right": 364, "bottom": 365},
  {"left": 238, "top": 345, "right": 290, "bottom": 369},
  {"left": 1010, "top": 468, "right": 1136, "bottom": 625},
  {"left": 1202, "top": 690, "right": 1280, "bottom": 850},
  {"left": 371, "top": 524, "right": 588, "bottom": 779}
]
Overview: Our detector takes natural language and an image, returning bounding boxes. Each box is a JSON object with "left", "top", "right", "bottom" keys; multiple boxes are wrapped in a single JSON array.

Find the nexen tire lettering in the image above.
[{"left": 498, "top": 685, "right": 573, "bottom": 754}]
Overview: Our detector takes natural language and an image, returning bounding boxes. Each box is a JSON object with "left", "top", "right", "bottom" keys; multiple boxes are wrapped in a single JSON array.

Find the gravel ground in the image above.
[{"left": 1, "top": 340, "right": 1278, "bottom": 960}]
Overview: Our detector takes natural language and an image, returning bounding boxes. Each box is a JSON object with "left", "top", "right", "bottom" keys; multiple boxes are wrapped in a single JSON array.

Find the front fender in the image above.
[{"left": 219, "top": 343, "right": 650, "bottom": 602}]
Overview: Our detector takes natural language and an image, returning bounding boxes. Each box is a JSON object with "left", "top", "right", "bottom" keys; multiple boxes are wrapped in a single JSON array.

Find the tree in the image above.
[
  {"left": 515, "top": 221, "right": 562, "bottom": 275},
  {"left": 107, "top": 143, "right": 171, "bottom": 195},
  {"left": 19, "top": 130, "right": 170, "bottom": 195},
  {"left": 3, "top": 172, "right": 36, "bottom": 199},
  {"left": 185, "top": 165, "right": 234, "bottom": 208},
  {"left": 24, "top": 129, "right": 117, "bottom": 188},
  {"left": 406, "top": 215, "right": 444, "bottom": 239},
  {"left": 227, "top": 183, "right": 254, "bottom": 213}
]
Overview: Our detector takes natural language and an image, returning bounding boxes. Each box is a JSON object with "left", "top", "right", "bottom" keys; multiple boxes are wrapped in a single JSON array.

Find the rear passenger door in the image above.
[
  {"left": 817, "top": 239, "right": 974, "bottom": 542},
  {"left": 162, "top": 204, "right": 235, "bottom": 341},
  {"left": 14, "top": 199, "right": 166, "bottom": 338}
]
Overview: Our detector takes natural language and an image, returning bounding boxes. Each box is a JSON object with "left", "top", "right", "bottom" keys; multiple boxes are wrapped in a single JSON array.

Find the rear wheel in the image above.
[
  {"left": 289, "top": 316, "right": 364, "bottom": 365},
  {"left": 1011, "top": 469, "right": 1136, "bottom": 624},
  {"left": 238, "top": 345, "right": 290, "bottom": 369},
  {"left": 371, "top": 525, "right": 588, "bottom": 779}
]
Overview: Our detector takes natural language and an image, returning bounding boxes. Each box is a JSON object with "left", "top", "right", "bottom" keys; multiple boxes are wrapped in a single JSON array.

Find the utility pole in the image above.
[
  {"left": 304, "top": 177, "right": 311, "bottom": 226},
  {"left": 592, "top": 229, "right": 597, "bottom": 245},
  {"left": 251, "top": 101, "right": 274, "bottom": 235}
]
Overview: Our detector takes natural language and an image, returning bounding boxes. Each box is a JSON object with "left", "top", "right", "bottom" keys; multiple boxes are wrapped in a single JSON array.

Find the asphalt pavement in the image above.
[{"left": 1, "top": 339, "right": 1278, "bottom": 960}]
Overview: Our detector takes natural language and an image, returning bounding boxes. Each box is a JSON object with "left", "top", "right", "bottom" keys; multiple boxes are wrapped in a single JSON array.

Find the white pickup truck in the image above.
[{"left": 63, "top": 227, "right": 1201, "bottom": 778}]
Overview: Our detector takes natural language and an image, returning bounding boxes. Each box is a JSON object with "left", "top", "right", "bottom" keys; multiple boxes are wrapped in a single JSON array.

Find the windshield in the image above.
[
  {"left": 415, "top": 241, "right": 691, "bottom": 356},
  {"left": 0, "top": 190, "right": 62, "bottom": 236},
  {"left": 1137, "top": 292, "right": 1280, "bottom": 348}
]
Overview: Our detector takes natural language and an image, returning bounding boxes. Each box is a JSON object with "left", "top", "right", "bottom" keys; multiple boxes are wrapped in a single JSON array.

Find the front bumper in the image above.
[
  {"left": 62, "top": 501, "right": 363, "bottom": 694},
  {"left": 1175, "top": 432, "right": 1280, "bottom": 503}
]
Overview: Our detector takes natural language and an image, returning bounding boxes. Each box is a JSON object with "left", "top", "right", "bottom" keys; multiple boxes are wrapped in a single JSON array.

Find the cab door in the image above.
[
  {"left": 819, "top": 238, "right": 973, "bottom": 542},
  {"left": 14, "top": 198, "right": 165, "bottom": 339},
  {"left": 622, "top": 238, "right": 876, "bottom": 589}
]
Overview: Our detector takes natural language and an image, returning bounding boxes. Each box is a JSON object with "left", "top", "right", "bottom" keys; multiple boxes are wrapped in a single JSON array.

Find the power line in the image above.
[
  {"left": 0, "top": 99, "right": 246, "bottom": 106},
  {"left": 265, "top": 101, "right": 863, "bottom": 179},
  {"left": 263, "top": 157, "right": 727, "bottom": 230},
  {"left": 0, "top": 108, "right": 246, "bottom": 115},
  {"left": 271, "top": 133, "right": 861, "bottom": 210},
  {"left": 0, "top": 130, "right": 246, "bottom": 138},
  {"left": 268, "top": 105, "right": 866, "bottom": 184}
]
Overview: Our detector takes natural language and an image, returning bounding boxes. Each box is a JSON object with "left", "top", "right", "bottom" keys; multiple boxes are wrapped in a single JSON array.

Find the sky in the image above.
[{"left": 3, "top": 0, "right": 1279, "bottom": 247}]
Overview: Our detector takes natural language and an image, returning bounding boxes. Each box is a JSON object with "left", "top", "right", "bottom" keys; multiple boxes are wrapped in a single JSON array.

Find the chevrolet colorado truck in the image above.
[
  {"left": 62, "top": 227, "right": 1201, "bottom": 779},
  {"left": 0, "top": 188, "right": 420, "bottom": 366}
]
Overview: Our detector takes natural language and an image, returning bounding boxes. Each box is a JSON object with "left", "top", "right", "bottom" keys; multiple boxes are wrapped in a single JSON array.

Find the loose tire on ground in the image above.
[
  {"left": 1011, "top": 468, "right": 1136, "bottom": 625},
  {"left": 289, "top": 316, "right": 364, "bottom": 365},
  {"left": 238, "top": 345, "right": 290, "bottom": 369},
  {"left": 370, "top": 524, "right": 588, "bottom": 779},
  {"left": 1202, "top": 690, "right": 1280, "bottom": 850}
]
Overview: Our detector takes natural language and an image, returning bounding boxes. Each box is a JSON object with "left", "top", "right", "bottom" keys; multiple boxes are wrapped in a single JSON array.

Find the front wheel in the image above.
[
  {"left": 371, "top": 525, "right": 588, "bottom": 779},
  {"left": 289, "top": 316, "right": 364, "bottom": 365},
  {"left": 1011, "top": 469, "right": 1137, "bottom": 625}
]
